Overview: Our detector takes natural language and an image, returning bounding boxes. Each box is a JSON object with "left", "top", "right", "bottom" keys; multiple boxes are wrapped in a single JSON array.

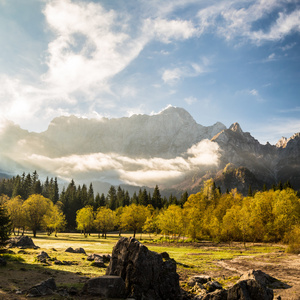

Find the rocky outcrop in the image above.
[
  {"left": 106, "top": 237, "right": 181, "bottom": 300},
  {"left": 192, "top": 270, "right": 274, "bottom": 300}
]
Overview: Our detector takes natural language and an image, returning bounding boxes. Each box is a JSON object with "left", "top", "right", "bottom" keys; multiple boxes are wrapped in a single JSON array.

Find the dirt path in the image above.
[{"left": 214, "top": 252, "right": 300, "bottom": 300}]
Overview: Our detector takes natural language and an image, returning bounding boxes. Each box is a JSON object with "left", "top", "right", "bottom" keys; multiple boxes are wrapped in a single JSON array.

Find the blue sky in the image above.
[{"left": 0, "top": 0, "right": 299, "bottom": 144}]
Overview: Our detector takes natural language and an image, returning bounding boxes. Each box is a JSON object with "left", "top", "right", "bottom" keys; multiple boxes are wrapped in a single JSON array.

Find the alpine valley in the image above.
[{"left": 0, "top": 106, "right": 299, "bottom": 196}]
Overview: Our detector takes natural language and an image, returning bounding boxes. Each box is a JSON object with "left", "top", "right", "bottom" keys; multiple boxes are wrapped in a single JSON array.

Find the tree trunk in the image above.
[{"left": 33, "top": 229, "right": 37, "bottom": 238}]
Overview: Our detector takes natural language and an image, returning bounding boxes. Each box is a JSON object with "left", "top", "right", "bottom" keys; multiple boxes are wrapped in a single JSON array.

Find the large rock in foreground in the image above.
[{"left": 106, "top": 237, "right": 181, "bottom": 300}]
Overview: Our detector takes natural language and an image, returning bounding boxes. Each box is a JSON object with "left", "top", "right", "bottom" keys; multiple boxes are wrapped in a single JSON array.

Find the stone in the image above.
[
  {"left": 189, "top": 275, "right": 212, "bottom": 286},
  {"left": 86, "top": 253, "right": 102, "bottom": 261},
  {"left": 65, "top": 247, "right": 75, "bottom": 253},
  {"left": 74, "top": 247, "right": 86, "bottom": 254},
  {"left": 37, "top": 251, "right": 50, "bottom": 262},
  {"left": 227, "top": 279, "right": 273, "bottom": 300},
  {"left": 27, "top": 278, "right": 57, "bottom": 297},
  {"left": 204, "top": 281, "right": 223, "bottom": 293},
  {"left": 7, "top": 236, "right": 38, "bottom": 249},
  {"left": 239, "top": 269, "right": 282, "bottom": 289},
  {"left": 82, "top": 275, "right": 126, "bottom": 298},
  {"left": 202, "top": 289, "right": 228, "bottom": 300},
  {"left": 161, "top": 251, "right": 170, "bottom": 260},
  {"left": 106, "top": 237, "right": 181, "bottom": 300},
  {"left": 91, "top": 256, "right": 106, "bottom": 268}
]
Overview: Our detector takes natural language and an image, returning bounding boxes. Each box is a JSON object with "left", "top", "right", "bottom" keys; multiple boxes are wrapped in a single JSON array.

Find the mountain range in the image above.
[{"left": 0, "top": 106, "right": 299, "bottom": 195}]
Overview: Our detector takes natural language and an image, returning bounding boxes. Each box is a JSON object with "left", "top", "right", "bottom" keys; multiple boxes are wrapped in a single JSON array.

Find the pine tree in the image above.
[
  {"left": 152, "top": 185, "right": 162, "bottom": 209},
  {"left": 107, "top": 186, "right": 117, "bottom": 210},
  {"left": 0, "top": 204, "right": 11, "bottom": 245},
  {"left": 87, "top": 183, "right": 94, "bottom": 206}
]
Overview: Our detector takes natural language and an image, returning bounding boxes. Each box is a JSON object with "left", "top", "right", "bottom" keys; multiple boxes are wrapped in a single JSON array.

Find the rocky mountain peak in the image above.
[
  {"left": 229, "top": 122, "right": 243, "bottom": 134},
  {"left": 276, "top": 137, "right": 288, "bottom": 148},
  {"left": 158, "top": 106, "right": 195, "bottom": 123}
]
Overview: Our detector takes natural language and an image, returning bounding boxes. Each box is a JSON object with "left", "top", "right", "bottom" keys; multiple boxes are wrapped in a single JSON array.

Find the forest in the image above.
[{"left": 0, "top": 172, "right": 299, "bottom": 252}]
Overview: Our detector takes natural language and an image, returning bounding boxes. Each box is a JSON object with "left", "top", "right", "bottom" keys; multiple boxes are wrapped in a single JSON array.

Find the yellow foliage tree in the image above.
[
  {"left": 22, "top": 194, "right": 52, "bottom": 237},
  {"left": 42, "top": 201, "right": 66, "bottom": 237},
  {"left": 5, "top": 196, "right": 26, "bottom": 235},
  {"left": 76, "top": 205, "right": 94, "bottom": 237},
  {"left": 157, "top": 205, "right": 184, "bottom": 240},
  {"left": 94, "top": 207, "right": 116, "bottom": 238},
  {"left": 120, "top": 204, "right": 150, "bottom": 237}
]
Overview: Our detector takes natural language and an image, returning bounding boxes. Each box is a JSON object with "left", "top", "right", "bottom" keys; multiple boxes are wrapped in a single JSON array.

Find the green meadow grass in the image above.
[{"left": 3, "top": 232, "right": 285, "bottom": 284}]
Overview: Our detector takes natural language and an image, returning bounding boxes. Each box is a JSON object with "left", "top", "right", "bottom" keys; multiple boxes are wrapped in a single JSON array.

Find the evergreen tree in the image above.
[
  {"left": 124, "top": 190, "right": 130, "bottom": 206},
  {"left": 12, "top": 175, "right": 22, "bottom": 198},
  {"left": 131, "top": 192, "right": 138, "bottom": 204},
  {"left": 23, "top": 173, "right": 32, "bottom": 199},
  {"left": 0, "top": 204, "right": 11, "bottom": 245},
  {"left": 43, "top": 177, "right": 50, "bottom": 198},
  {"left": 87, "top": 183, "right": 94, "bottom": 206},
  {"left": 179, "top": 191, "right": 189, "bottom": 207},
  {"left": 107, "top": 186, "right": 117, "bottom": 210},
  {"left": 152, "top": 185, "right": 162, "bottom": 209},
  {"left": 117, "top": 186, "right": 125, "bottom": 207}
]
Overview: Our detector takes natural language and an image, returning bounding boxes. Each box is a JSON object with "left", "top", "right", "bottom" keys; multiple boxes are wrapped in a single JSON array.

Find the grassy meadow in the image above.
[{"left": 0, "top": 231, "right": 289, "bottom": 298}]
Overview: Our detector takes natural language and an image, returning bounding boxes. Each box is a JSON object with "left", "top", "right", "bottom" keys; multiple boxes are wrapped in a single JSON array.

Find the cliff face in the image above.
[{"left": 0, "top": 107, "right": 299, "bottom": 192}]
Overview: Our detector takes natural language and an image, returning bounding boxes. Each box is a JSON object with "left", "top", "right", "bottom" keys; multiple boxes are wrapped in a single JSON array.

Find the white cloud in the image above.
[
  {"left": 162, "top": 61, "right": 209, "bottom": 84},
  {"left": 149, "top": 18, "right": 198, "bottom": 43},
  {"left": 5, "top": 139, "right": 220, "bottom": 186},
  {"left": 184, "top": 96, "right": 198, "bottom": 105},
  {"left": 43, "top": 0, "right": 146, "bottom": 97},
  {"left": 197, "top": 0, "right": 300, "bottom": 44}
]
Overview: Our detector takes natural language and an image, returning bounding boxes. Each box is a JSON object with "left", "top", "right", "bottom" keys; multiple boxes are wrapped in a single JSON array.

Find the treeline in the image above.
[
  {"left": 73, "top": 178, "right": 300, "bottom": 251},
  {"left": 0, "top": 172, "right": 299, "bottom": 250},
  {"left": 0, "top": 171, "right": 188, "bottom": 230}
]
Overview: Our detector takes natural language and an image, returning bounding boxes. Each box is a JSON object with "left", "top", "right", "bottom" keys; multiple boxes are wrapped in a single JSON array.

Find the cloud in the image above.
[
  {"left": 236, "top": 88, "right": 264, "bottom": 102},
  {"left": 162, "top": 61, "right": 209, "bottom": 84},
  {"left": 184, "top": 96, "right": 198, "bottom": 105},
  {"left": 196, "top": 0, "right": 300, "bottom": 44},
  {"left": 149, "top": 18, "right": 199, "bottom": 43},
  {"left": 7, "top": 139, "right": 220, "bottom": 187},
  {"left": 43, "top": 0, "right": 146, "bottom": 97}
]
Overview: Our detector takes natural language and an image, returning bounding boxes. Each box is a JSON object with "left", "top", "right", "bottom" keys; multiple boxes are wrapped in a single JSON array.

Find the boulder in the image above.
[
  {"left": 37, "top": 251, "right": 50, "bottom": 262},
  {"left": 239, "top": 269, "right": 283, "bottom": 289},
  {"left": 65, "top": 247, "right": 75, "bottom": 253},
  {"left": 87, "top": 253, "right": 102, "bottom": 261},
  {"left": 91, "top": 256, "right": 106, "bottom": 268},
  {"left": 27, "top": 278, "right": 56, "bottom": 297},
  {"left": 227, "top": 279, "right": 273, "bottom": 300},
  {"left": 74, "top": 247, "right": 86, "bottom": 254},
  {"left": 65, "top": 247, "right": 86, "bottom": 254},
  {"left": 200, "top": 279, "right": 273, "bottom": 300},
  {"left": 83, "top": 275, "right": 126, "bottom": 298},
  {"left": 189, "top": 275, "right": 212, "bottom": 287},
  {"left": 201, "top": 289, "right": 228, "bottom": 300},
  {"left": 106, "top": 237, "right": 181, "bottom": 300},
  {"left": 7, "top": 236, "right": 38, "bottom": 249},
  {"left": 204, "top": 281, "right": 223, "bottom": 293}
]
